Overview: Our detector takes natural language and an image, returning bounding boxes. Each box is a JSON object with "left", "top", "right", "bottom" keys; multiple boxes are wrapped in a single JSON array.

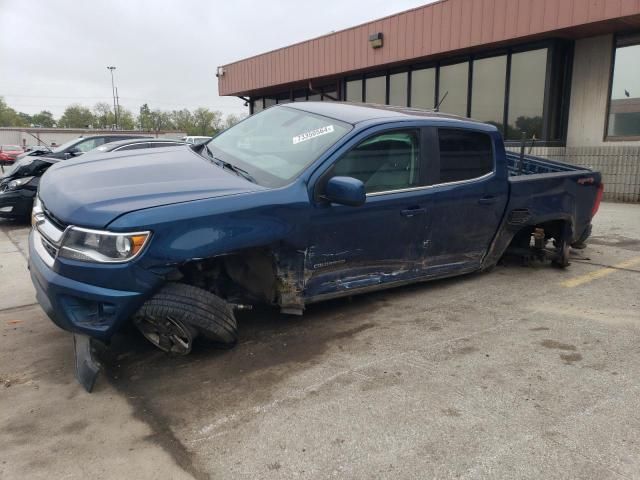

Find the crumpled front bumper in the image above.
[{"left": 28, "top": 229, "right": 149, "bottom": 342}]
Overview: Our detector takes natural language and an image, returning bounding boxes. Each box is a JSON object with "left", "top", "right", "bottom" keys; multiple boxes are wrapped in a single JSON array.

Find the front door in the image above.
[{"left": 305, "top": 128, "right": 431, "bottom": 299}]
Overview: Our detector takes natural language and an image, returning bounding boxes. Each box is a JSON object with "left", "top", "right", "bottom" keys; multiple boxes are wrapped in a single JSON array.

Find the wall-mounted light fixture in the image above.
[
  {"left": 369, "top": 32, "right": 383, "bottom": 49},
  {"left": 216, "top": 66, "right": 226, "bottom": 78}
]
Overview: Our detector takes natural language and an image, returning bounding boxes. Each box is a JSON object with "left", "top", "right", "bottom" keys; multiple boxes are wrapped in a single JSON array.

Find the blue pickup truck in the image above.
[{"left": 28, "top": 102, "right": 603, "bottom": 390}]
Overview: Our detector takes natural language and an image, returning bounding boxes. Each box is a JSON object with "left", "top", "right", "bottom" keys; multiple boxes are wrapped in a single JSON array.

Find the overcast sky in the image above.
[{"left": 0, "top": 0, "right": 431, "bottom": 118}]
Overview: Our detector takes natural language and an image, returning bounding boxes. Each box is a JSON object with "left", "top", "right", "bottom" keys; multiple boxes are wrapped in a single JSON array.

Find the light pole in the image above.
[{"left": 107, "top": 66, "right": 118, "bottom": 129}]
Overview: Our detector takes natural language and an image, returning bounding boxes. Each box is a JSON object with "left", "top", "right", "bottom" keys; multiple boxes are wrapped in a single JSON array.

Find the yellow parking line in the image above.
[{"left": 561, "top": 256, "right": 640, "bottom": 288}]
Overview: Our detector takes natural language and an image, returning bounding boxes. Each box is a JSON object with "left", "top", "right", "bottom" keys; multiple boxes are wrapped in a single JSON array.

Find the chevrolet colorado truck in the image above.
[{"left": 28, "top": 102, "right": 603, "bottom": 390}]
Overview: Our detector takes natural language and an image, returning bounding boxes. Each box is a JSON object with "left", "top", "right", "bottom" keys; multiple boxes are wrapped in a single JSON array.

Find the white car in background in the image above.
[{"left": 181, "top": 136, "right": 212, "bottom": 144}]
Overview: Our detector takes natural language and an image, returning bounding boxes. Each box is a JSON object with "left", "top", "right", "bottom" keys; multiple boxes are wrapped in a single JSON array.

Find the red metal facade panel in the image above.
[{"left": 219, "top": 0, "right": 640, "bottom": 96}]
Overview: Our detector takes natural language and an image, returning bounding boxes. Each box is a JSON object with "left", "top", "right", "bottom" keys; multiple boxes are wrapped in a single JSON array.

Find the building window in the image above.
[
  {"left": 308, "top": 92, "right": 321, "bottom": 101},
  {"left": 252, "top": 98, "right": 264, "bottom": 114},
  {"left": 410, "top": 68, "right": 436, "bottom": 109},
  {"left": 438, "top": 62, "right": 469, "bottom": 117},
  {"left": 277, "top": 92, "right": 292, "bottom": 104},
  {"left": 293, "top": 90, "right": 307, "bottom": 102},
  {"left": 471, "top": 55, "right": 507, "bottom": 129},
  {"left": 507, "top": 48, "right": 548, "bottom": 140},
  {"left": 389, "top": 72, "right": 408, "bottom": 106},
  {"left": 264, "top": 97, "right": 276, "bottom": 108},
  {"left": 607, "top": 35, "right": 640, "bottom": 139},
  {"left": 322, "top": 86, "right": 338, "bottom": 101},
  {"left": 346, "top": 79, "right": 363, "bottom": 102},
  {"left": 365, "top": 75, "right": 386, "bottom": 104}
]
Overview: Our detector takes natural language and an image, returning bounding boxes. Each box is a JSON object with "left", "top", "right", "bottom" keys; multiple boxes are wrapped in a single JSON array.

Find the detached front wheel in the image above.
[{"left": 133, "top": 283, "right": 238, "bottom": 354}]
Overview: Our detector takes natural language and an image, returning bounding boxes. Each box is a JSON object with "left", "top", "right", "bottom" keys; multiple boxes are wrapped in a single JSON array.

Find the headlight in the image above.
[
  {"left": 31, "top": 196, "right": 43, "bottom": 227},
  {"left": 58, "top": 227, "right": 151, "bottom": 263},
  {"left": 7, "top": 176, "right": 34, "bottom": 190}
]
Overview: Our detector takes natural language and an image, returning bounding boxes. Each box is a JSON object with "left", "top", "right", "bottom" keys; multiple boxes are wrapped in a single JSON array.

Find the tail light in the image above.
[{"left": 592, "top": 183, "right": 604, "bottom": 217}]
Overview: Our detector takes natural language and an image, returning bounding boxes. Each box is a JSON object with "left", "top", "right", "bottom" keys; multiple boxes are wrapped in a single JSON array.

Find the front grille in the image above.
[
  {"left": 41, "top": 235, "right": 59, "bottom": 258},
  {"left": 34, "top": 209, "right": 64, "bottom": 264}
]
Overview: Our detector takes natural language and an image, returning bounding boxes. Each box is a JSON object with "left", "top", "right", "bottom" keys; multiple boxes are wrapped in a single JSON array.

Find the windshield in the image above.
[
  {"left": 207, "top": 106, "right": 352, "bottom": 187},
  {"left": 1, "top": 145, "right": 22, "bottom": 151},
  {"left": 51, "top": 137, "right": 83, "bottom": 153}
]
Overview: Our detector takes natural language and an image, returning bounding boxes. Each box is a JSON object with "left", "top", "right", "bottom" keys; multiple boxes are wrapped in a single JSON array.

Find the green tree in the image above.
[
  {"left": 138, "top": 103, "right": 153, "bottom": 130},
  {"left": 58, "top": 104, "right": 95, "bottom": 128},
  {"left": 93, "top": 102, "right": 114, "bottom": 128},
  {"left": 149, "top": 109, "right": 174, "bottom": 132},
  {"left": 192, "top": 108, "right": 222, "bottom": 136},
  {"left": 0, "top": 97, "right": 27, "bottom": 127},
  {"left": 31, "top": 110, "right": 56, "bottom": 128},
  {"left": 17, "top": 112, "right": 32, "bottom": 125},
  {"left": 223, "top": 113, "right": 245, "bottom": 130},
  {"left": 118, "top": 108, "right": 135, "bottom": 130},
  {"left": 171, "top": 109, "right": 194, "bottom": 133}
]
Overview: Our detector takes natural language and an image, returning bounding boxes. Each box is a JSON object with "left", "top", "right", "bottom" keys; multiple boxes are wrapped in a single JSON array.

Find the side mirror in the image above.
[
  {"left": 324, "top": 176, "right": 366, "bottom": 207},
  {"left": 67, "top": 147, "right": 83, "bottom": 158}
]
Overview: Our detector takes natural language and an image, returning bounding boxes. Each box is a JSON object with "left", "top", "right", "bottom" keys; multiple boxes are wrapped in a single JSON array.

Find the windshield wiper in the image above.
[{"left": 203, "top": 145, "right": 257, "bottom": 184}]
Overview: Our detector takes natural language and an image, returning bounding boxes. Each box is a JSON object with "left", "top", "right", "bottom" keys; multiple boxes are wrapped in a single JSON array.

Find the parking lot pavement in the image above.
[{"left": 1, "top": 202, "right": 639, "bottom": 480}]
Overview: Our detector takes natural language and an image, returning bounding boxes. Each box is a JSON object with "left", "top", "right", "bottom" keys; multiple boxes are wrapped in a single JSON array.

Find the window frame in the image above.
[{"left": 604, "top": 32, "right": 640, "bottom": 142}]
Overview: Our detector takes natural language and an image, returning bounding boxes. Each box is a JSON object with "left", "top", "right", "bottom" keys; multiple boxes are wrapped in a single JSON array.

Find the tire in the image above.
[{"left": 133, "top": 283, "right": 238, "bottom": 354}]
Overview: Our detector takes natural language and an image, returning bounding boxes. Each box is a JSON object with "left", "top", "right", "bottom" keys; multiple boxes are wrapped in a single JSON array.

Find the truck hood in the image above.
[{"left": 38, "top": 146, "right": 265, "bottom": 228}]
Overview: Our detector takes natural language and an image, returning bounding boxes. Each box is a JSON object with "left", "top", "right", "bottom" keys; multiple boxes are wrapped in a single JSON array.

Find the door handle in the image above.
[
  {"left": 400, "top": 207, "right": 426, "bottom": 217},
  {"left": 478, "top": 196, "right": 497, "bottom": 205}
]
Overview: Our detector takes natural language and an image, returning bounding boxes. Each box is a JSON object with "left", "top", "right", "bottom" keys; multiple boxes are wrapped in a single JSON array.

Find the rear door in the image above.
[{"left": 423, "top": 128, "right": 508, "bottom": 273}]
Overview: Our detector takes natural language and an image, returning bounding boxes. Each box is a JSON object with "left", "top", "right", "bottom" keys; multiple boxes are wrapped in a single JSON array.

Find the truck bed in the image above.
[{"left": 505, "top": 151, "right": 585, "bottom": 176}]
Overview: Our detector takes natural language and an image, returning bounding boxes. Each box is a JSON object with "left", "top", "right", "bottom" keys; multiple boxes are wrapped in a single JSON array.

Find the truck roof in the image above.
[{"left": 283, "top": 101, "right": 487, "bottom": 126}]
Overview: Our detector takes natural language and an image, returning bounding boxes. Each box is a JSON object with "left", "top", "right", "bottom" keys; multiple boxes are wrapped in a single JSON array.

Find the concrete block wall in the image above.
[{"left": 507, "top": 146, "right": 640, "bottom": 203}]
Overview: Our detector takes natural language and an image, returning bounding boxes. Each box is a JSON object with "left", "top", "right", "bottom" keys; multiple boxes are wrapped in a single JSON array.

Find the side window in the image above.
[
  {"left": 438, "top": 129, "right": 493, "bottom": 183},
  {"left": 75, "top": 137, "right": 107, "bottom": 152},
  {"left": 332, "top": 130, "right": 421, "bottom": 194}
]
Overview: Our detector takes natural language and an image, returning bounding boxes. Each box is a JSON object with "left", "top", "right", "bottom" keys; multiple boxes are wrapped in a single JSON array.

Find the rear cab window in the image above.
[{"left": 437, "top": 129, "right": 494, "bottom": 183}]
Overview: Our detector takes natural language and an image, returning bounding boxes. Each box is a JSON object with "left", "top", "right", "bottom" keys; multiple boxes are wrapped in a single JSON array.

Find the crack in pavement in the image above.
[
  {"left": 571, "top": 259, "right": 640, "bottom": 274},
  {"left": 0, "top": 302, "right": 40, "bottom": 314}
]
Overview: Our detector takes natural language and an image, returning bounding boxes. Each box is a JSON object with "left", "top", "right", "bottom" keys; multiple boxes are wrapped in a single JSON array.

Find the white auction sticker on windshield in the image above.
[{"left": 292, "top": 125, "right": 334, "bottom": 145}]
